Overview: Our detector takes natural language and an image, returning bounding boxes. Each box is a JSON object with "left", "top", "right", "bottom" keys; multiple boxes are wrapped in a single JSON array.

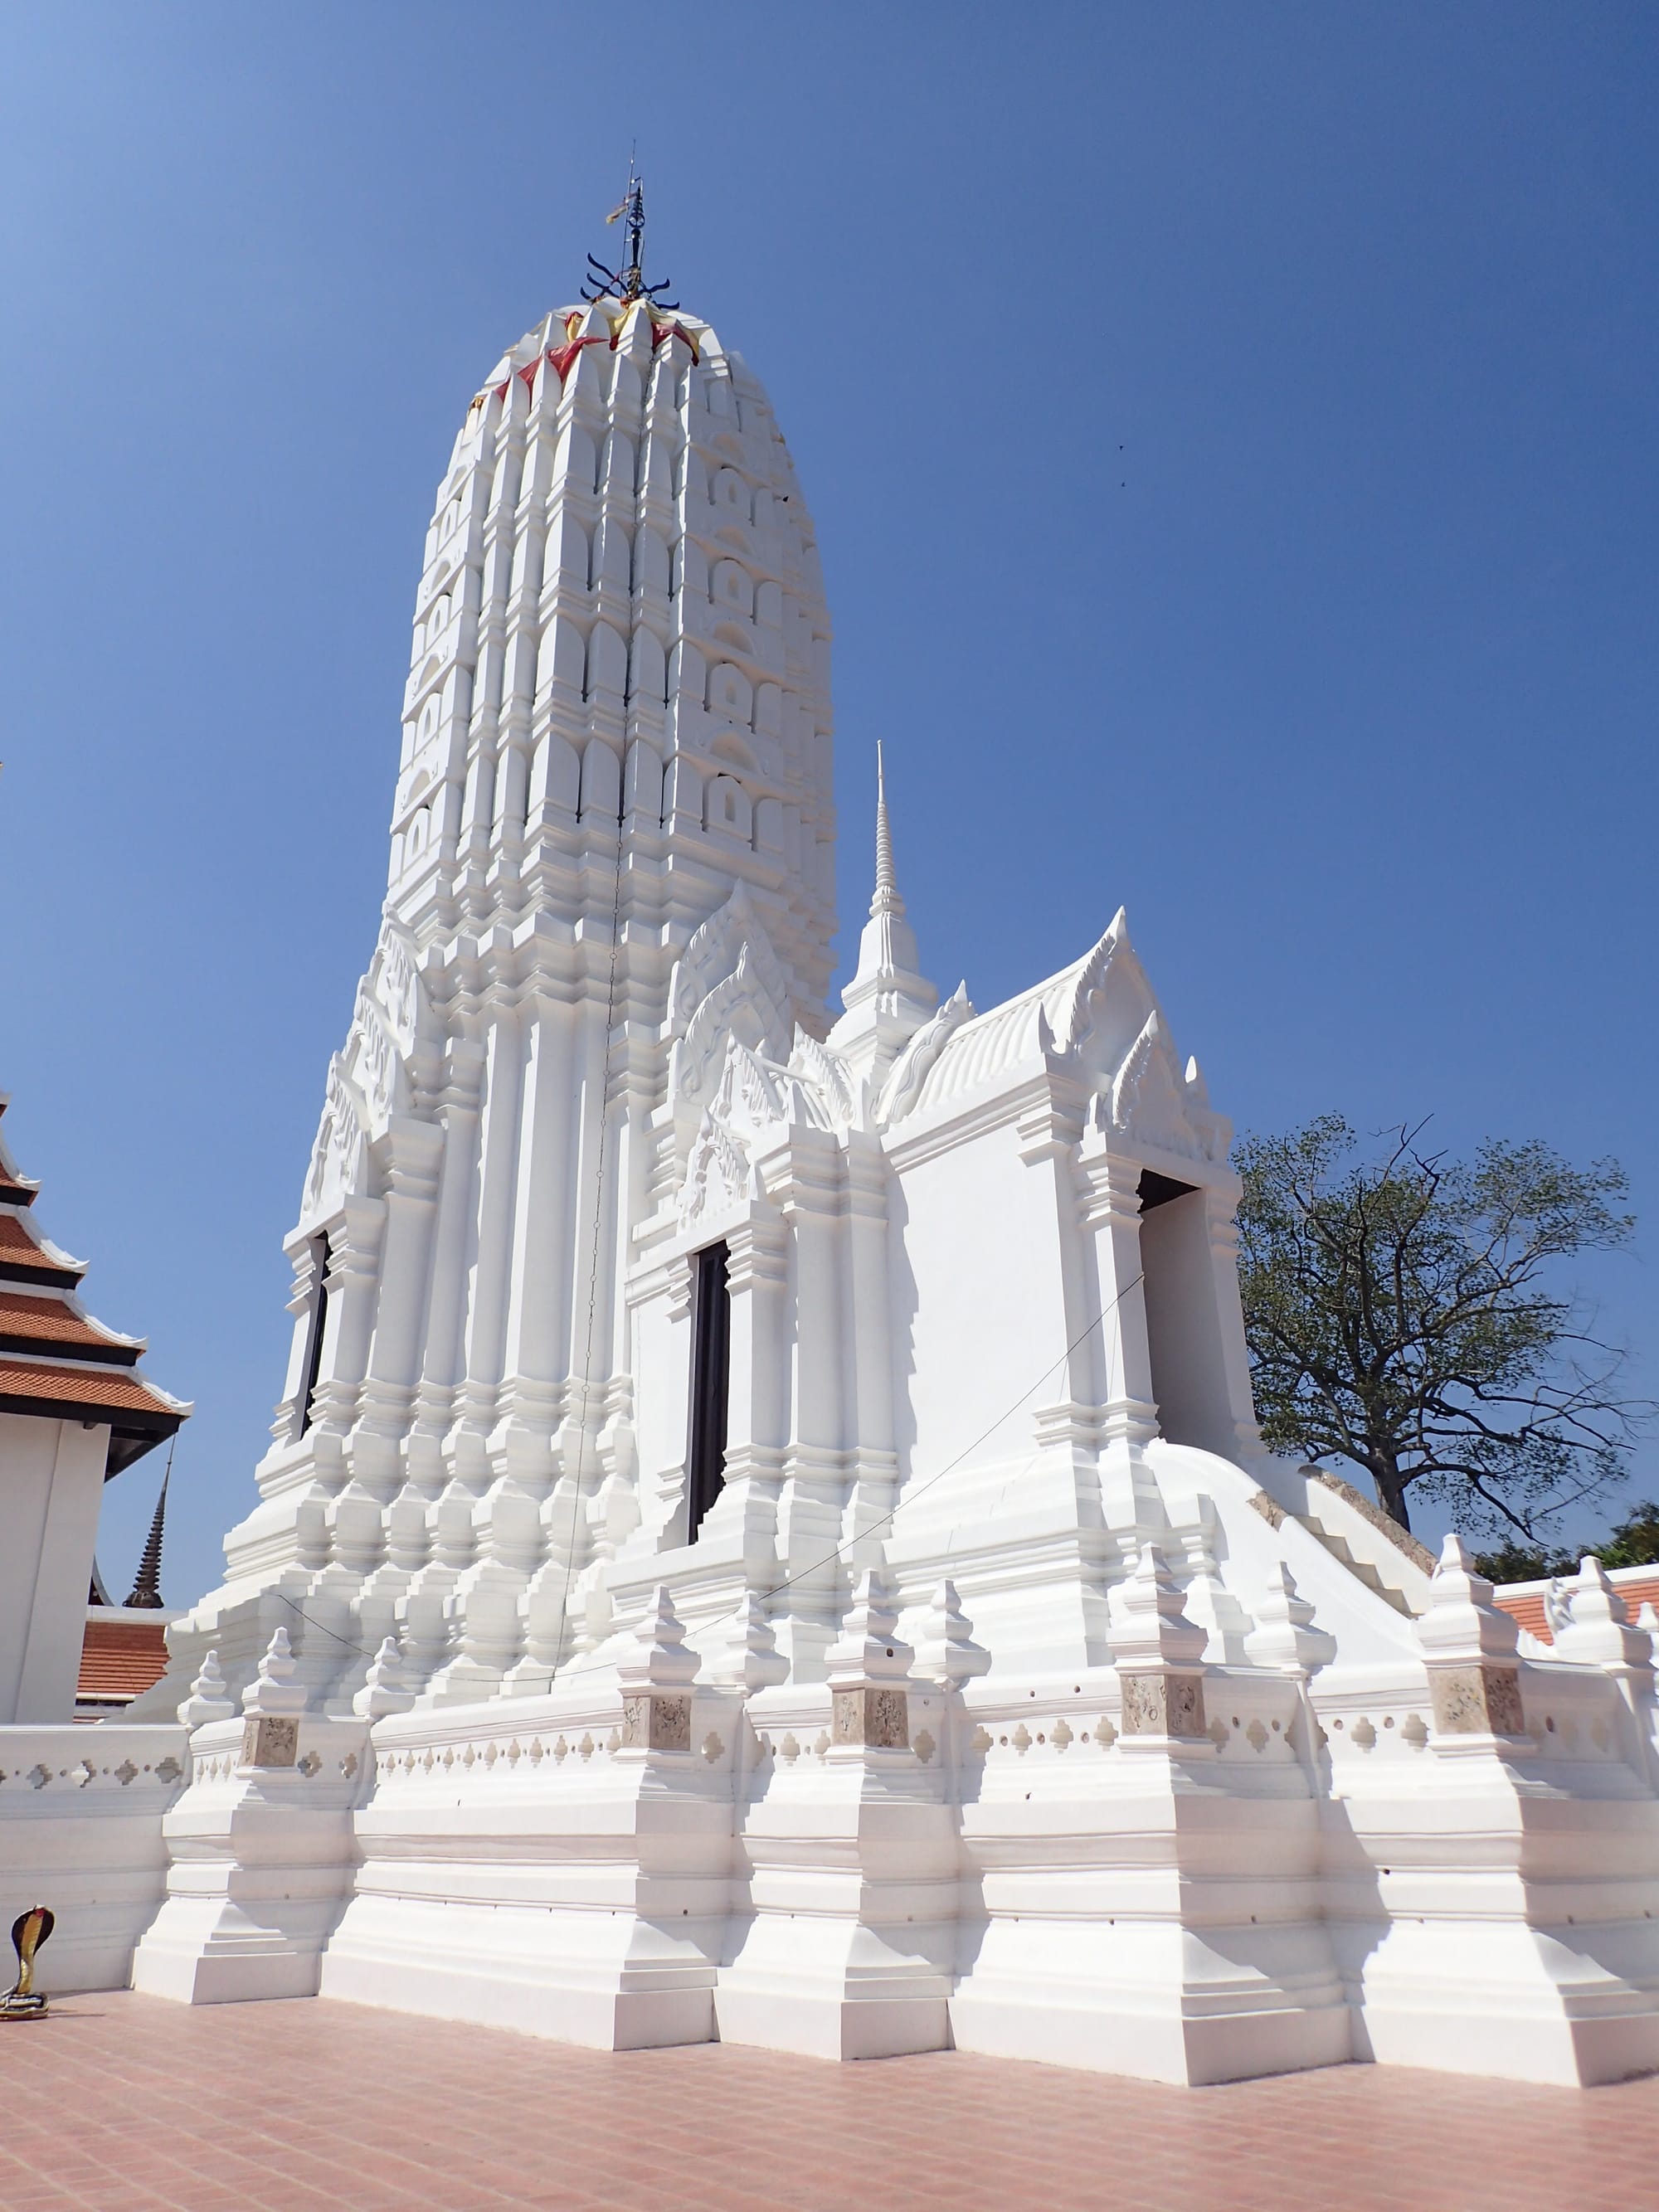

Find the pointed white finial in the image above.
[
  {"left": 1553, "top": 1556, "right": 1651, "bottom": 1670},
  {"left": 1244, "top": 1563, "right": 1335, "bottom": 1674},
  {"left": 827, "top": 1568, "right": 912, "bottom": 1684},
  {"left": 617, "top": 1587, "right": 700, "bottom": 1692},
  {"left": 873, "top": 741, "right": 898, "bottom": 907},
  {"left": 916, "top": 1578, "right": 990, "bottom": 1687},
  {"left": 353, "top": 1633, "right": 416, "bottom": 1719},
  {"left": 1417, "top": 1533, "right": 1520, "bottom": 1663},
  {"left": 718, "top": 1589, "right": 789, "bottom": 1691},
  {"left": 830, "top": 747, "right": 937, "bottom": 1073},
  {"left": 242, "top": 1624, "right": 309, "bottom": 1716},
  {"left": 178, "top": 1647, "right": 236, "bottom": 1728},
  {"left": 1107, "top": 1544, "right": 1209, "bottom": 1670}
]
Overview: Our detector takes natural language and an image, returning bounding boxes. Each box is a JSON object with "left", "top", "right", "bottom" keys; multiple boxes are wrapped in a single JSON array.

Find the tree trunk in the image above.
[{"left": 1371, "top": 1456, "right": 1412, "bottom": 1533}]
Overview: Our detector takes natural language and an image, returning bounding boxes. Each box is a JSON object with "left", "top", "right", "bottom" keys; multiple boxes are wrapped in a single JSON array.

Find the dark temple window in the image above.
[{"left": 686, "top": 1240, "right": 731, "bottom": 1541}]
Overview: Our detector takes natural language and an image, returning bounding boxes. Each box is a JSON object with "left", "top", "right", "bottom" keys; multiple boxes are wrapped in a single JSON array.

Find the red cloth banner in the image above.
[
  {"left": 549, "top": 334, "right": 606, "bottom": 384},
  {"left": 650, "top": 320, "right": 700, "bottom": 363}
]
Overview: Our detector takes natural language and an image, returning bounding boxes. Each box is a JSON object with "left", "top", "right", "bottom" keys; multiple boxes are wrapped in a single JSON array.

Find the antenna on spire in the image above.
[
  {"left": 124, "top": 1440, "right": 172, "bottom": 1610},
  {"left": 582, "top": 157, "right": 679, "bottom": 309}
]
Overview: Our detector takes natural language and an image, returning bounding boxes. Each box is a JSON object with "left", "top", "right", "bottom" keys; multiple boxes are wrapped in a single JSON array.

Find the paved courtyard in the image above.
[{"left": 0, "top": 1992, "right": 1655, "bottom": 2211}]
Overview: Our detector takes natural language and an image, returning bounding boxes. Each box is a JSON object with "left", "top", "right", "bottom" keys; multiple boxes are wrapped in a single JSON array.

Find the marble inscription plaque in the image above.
[
  {"left": 241, "top": 1717, "right": 299, "bottom": 1768},
  {"left": 1119, "top": 1671, "right": 1207, "bottom": 1738},
  {"left": 1431, "top": 1664, "right": 1525, "bottom": 1738},
  {"left": 621, "top": 1692, "right": 692, "bottom": 1752},
  {"left": 831, "top": 1686, "right": 909, "bottom": 1749}
]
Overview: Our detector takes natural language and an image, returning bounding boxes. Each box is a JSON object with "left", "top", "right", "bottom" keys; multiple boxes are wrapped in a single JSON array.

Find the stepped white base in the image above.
[
  {"left": 130, "top": 1714, "right": 368, "bottom": 2008},
  {"left": 131, "top": 1898, "right": 330, "bottom": 2005},
  {"left": 1343, "top": 1918, "right": 1659, "bottom": 2088},
  {"left": 718, "top": 1987, "right": 949, "bottom": 2062},
  {"left": 319, "top": 1895, "right": 718, "bottom": 2050},
  {"left": 0, "top": 1724, "right": 182, "bottom": 1998}
]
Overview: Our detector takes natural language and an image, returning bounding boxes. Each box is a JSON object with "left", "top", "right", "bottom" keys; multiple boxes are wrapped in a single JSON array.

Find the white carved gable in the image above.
[
  {"left": 299, "top": 1059, "right": 370, "bottom": 1228},
  {"left": 368, "top": 924, "right": 424, "bottom": 1060},
  {"left": 678, "top": 1108, "right": 760, "bottom": 1232},
  {"left": 876, "top": 982, "right": 974, "bottom": 1127},
  {"left": 668, "top": 892, "right": 795, "bottom": 1127},
  {"left": 788, "top": 1028, "right": 859, "bottom": 1135},
  {"left": 668, "top": 884, "right": 792, "bottom": 1044},
  {"left": 1057, "top": 911, "right": 1155, "bottom": 1087},
  {"left": 1051, "top": 912, "right": 1229, "bottom": 1165}
]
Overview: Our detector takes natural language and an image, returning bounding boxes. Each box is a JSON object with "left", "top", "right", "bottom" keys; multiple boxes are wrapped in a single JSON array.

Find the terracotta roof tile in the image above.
[
  {"left": 0, "top": 1211, "right": 81, "bottom": 1283},
  {"left": 1494, "top": 1569, "right": 1659, "bottom": 1644},
  {"left": 0, "top": 1291, "right": 138, "bottom": 1360},
  {"left": 1495, "top": 1590, "right": 1551, "bottom": 1643},
  {"left": 76, "top": 1617, "right": 170, "bottom": 1704},
  {"left": 0, "top": 1357, "right": 181, "bottom": 1421}
]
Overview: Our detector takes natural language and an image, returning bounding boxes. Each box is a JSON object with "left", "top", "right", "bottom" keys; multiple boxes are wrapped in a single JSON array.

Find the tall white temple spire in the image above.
[
  {"left": 873, "top": 741, "right": 897, "bottom": 901},
  {"left": 828, "top": 742, "right": 937, "bottom": 1083}
]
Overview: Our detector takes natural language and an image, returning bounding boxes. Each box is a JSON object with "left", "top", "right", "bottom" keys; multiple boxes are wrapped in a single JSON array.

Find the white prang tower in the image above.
[
  {"left": 125, "top": 188, "right": 1659, "bottom": 2092},
  {"left": 166, "top": 183, "right": 835, "bottom": 1707}
]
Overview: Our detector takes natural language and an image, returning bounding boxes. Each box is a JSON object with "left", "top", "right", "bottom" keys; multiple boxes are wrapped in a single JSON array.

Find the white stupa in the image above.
[{"left": 32, "top": 184, "right": 1659, "bottom": 2082}]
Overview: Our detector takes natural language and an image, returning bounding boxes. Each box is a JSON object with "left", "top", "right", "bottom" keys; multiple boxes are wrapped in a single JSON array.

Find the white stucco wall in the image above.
[{"left": 0, "top": 1412, "right": 109, "bottom": 1723}]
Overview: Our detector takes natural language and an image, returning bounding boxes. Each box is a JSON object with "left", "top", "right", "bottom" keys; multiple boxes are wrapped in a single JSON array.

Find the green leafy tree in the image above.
[
  {"left": 1471, "top": 1500, "right": 1659, "bottom": 1583},
  {"left": 1235, "top": 1116, "right": 1650, "bottom": 1538},
  {"left": 1585, "top": 1497, "right": 1659, "bottom": 1571}
]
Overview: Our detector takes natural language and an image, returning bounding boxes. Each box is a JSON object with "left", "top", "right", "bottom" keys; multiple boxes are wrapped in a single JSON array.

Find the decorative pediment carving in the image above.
[
  {"left": 678, "top": 1109, "right": 758, "bottom": 1230},
  {"left": 789, "top": 1029, "right": 859, "bottom": 1134},
  {"left": 877, "top": 981, "right": 974, "bottom": 1126},
  {"left": 1057, "top": 909, "right": 1165, "bottom": 1089},
  {"left": 1105, "top": 1010, "right": 1225, "bottom": 1163},
  {"left": 371, "top": 925, "right": 422, "bottom": 1059},
  {"left": 669, "top": 941, "right": 793, "bottom": 1116},
  {"left": 667, "top": 883, "right": 791, "bottom": 1043},
  {"left": 713, "top": 1039, "right": 790, "bottom": 1145},
  {"left": 299, "top": 1059, "right": 370, "bottom": 1226}
]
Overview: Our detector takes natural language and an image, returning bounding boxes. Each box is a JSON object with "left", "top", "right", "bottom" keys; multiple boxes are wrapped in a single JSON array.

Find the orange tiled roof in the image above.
[
  {"left": 76, "top": 1616, "right": 170, "bottom": 1704},
  {"left": 1496, "top": 1589, "right": 1552, "bottom": 1642},
  {"left": 0, "top": 1097, "right": 187, "bottom": 1474},
  {"left": 0, "top": 1357, "right": 182, "bottom": 1420},
  {"left": 0, "top": 1210, "right": 83, "bottom": 1285},
  {"left": 1494, "top": 1569, "right": 1659, "bottom": 1644},
  {"left": 0, "top": 1291, "right": 138, "bottom": 1361}
]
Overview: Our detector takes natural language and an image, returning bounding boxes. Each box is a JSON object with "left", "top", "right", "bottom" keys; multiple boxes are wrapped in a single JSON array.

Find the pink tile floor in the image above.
[{"left": 0, "top": 1992, "right": 1654, "bottom": 2211}]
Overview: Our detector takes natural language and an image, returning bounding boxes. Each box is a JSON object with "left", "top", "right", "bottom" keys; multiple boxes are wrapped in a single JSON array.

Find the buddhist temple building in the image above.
[
  {"left": 2, "top": 190, "right": 1657, "bottom": 2085},
  {"left": 0, "top": 1095, "right": 188, "bottom": 1722}
]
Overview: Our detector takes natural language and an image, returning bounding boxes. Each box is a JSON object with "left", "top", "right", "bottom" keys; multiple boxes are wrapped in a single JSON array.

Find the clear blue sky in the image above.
[{"left": 2, "top": 5, "right": 1655, "bottom": 1605}]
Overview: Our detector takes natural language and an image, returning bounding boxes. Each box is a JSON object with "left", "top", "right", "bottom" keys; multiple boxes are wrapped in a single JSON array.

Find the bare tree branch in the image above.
[{"left": 1235, "top": 1116, "right": 1652, "bottom": 1538}]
